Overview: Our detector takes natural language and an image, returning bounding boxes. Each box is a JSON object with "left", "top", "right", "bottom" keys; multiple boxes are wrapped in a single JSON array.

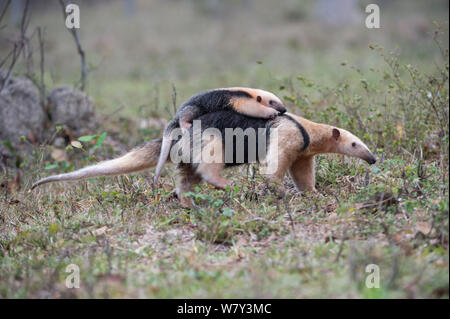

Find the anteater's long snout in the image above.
[
  {"left": 271, "top": 101, "right": 287, "bottom": 114},
  {"left": 365, "top": 153, "right": 377, "bottom": 165}
]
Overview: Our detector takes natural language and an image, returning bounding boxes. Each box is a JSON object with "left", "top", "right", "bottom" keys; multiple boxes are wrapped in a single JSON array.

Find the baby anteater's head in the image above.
[{"left": 252, "top": 88, "right": 287, "bottom": 114}]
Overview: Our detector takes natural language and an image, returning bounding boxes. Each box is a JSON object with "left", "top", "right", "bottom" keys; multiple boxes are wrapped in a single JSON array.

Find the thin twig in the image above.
[
  {"left": 357, "top": 195, "right": 394, "bottom": 210},
  {"left": 0, "top": 0, "right": 30, "bottom": 93},
  {"left": 283, "top": 197, "right": 296, "bottom": 237},
  {"left": 0, "top": 43, "right": 20, "bottom": 92},
  {"left": 37, "top": 27, "right": 46, "bottom": 108},
  {"left": 59, "top": 0, "right": 87, "bottom": 91},
  {"left": 20, "top": 0, "right": 30, "bottom": 35},
  {"left": 20, "top": 0, "right": 32, "bottom": 79},
  {"left": 103, "top": 105, "right": 125, "bottom": 121},
  {"left": 171, "top": 83, "right": 177, "bottom": 116},
  {"left": 0, "top": 46, "right": 15, "bottom": 69},
  {"left": 0, "top": 0, "right": 11, "bottom": 26},
  {"left": 334, "top": 230, "right": 348, "bottom": 262}
]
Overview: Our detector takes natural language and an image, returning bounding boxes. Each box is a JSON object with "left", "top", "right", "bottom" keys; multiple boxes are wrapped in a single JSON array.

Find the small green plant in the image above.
[{"left": 77, "top": 132, "right": 108, "bottom": 152}]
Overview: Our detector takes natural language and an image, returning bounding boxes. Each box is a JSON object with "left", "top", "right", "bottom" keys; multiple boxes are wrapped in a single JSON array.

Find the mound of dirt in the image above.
[
  {"left": 0, "top": 72, "right": 98, "bottom": 166},
  {"left": 48, "top": 86, "right": 96, "bottom": 136},
  {"left": 0, "top": 71, "right": 47, "bottom": 144}
]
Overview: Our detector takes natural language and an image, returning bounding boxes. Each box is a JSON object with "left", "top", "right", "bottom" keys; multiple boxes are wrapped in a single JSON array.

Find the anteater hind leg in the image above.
[
  {"left": 176, "top": 164, "right": 203, "bottom": 208},
  {"left": 196, "top": 162, "right": 232, "bottom": 190},
  {"left": 194, "top": 134, "right": 231, "bottom": 189}
]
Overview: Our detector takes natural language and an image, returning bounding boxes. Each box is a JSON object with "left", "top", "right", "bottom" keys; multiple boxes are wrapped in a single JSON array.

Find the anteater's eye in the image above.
[
  {"left": 269, "top": 100, "right": 274, "bottom": 105},
  {"left": 352, "top": 142, "right": 356, "bottom": 147}
]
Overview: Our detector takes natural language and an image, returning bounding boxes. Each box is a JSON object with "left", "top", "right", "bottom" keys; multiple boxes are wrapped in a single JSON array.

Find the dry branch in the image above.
[
  {"left": 58, "top": 0, "right": 87, "bottom": 91},
  {"left": 0, "top": 0, "right": 11, "bottom": 27},
  {"left": 0, "top": 41, "right": 20, "bottom": 93},
  {"left": 37, "top": 27, "right": 46, "bottom": 107},
  {"left": 0, "top": 0, "right": 30, "bottom": 93}
]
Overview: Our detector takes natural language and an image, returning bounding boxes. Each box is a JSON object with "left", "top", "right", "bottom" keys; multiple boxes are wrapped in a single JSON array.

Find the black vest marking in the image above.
[
  {"left": 280, "top": 114, "right": 310, "bottom": 151},
  {"left": 173, "top": 111, "right": 310, "bottom": 167}
]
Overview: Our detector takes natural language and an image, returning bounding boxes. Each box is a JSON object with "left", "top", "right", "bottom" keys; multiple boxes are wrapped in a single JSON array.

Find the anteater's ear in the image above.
[
  {"left": 256, "top": 96, "right": 262, "bottom": 103},
  {"left": 332, "top": 128, "right": 340, "bottom": 141}
]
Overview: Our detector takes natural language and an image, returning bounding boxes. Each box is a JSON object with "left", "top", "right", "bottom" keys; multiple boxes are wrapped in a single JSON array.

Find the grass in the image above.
[{"left": 0, "top": 0, "right": 448, "bottom": 298}]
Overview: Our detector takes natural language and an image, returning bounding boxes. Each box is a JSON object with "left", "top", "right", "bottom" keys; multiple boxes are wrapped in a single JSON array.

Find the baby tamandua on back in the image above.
[{"left": 153, "top": 87, "right": 286, "bottom": 183}]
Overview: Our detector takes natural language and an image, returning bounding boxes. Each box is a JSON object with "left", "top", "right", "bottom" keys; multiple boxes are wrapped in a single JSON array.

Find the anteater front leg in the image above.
[
  {"left": 288, "top": 156, "right": 316, "bottom": 192},
  {"left": 194, "top": 134, "right": 232, "bottom": 190}
]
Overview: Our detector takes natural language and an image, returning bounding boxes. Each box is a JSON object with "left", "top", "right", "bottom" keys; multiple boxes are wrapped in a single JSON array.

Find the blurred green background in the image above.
[{"left": 1, "top": 0, "right": 448, "bottom": 118}]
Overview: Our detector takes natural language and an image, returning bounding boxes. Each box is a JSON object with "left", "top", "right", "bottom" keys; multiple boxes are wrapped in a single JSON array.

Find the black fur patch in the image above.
[
  {"left": 192, "top": 110, "right": 270, "bottom": 134},
  {"left": 171, "top": 110, "right": 310, "bottom": 167},
  {"left": 187, "top": 89, "right": 252, "bottom": 113},
  {"left": 280, "top": 114, "right": 310, "bottom": 151},
  {"left": 182, "top": 110, "right": 271, "bottom": 167},
  {"left": 166, "top": 89, "right": 255, "bottom": 136}
]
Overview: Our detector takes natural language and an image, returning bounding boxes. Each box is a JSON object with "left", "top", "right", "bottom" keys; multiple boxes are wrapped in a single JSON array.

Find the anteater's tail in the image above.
[
  {"left": 154, "top": 120, "right": 179, "bottom": 184},
  {"left": 31, "top": 138, "right": 163, "bottom": 189}
]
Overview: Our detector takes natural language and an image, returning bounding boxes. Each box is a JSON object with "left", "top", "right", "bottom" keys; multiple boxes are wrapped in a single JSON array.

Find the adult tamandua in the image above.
[
  {"left": 172, "top": 111, "right": 376, "bottom": 200},
  {"left": 153, "top": 88, "right": 287, "bottom": 184},
  {"left": 32, "top": 111, "right": 376, "bottom": 207}
]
